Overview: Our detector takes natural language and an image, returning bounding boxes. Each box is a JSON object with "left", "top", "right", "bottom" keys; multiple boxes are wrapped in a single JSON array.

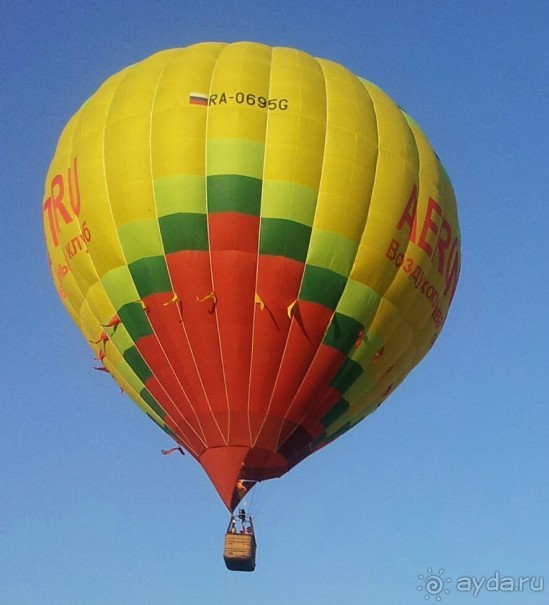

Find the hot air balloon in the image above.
[{"left": 43, "top": 41, "right": 460, "bottom": 570}]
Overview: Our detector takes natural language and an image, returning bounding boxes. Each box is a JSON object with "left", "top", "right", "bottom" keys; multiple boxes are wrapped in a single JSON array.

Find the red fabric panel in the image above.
[
  {"left": 140, "top": 292, "right": 227, "bottom": 447},
  {"left": 199, "top": 443, "right": 290, "bottom": 510},
  {"left": 208, "top": 212, "right": 259, "bottom": 254},
  {"left": 199, "top": 446, "right": 250, "bottom": 510},
  {"left": 208, "top": 213, "right": 260, "bottom": 444},
  {"left": 255, "top": 300, "right": 333, "bottom": 450},
  {"left": 165, "top": 250, "right": 229, "bottom": 443},
  {"left": 247, "top": 255, "right": 305, "bottom": 441},
  {"left": 276, "top": 346, "right": 346, "bottom": 447},
  {"left": 136, "top": 331, "right": 200, "bottom": 435},
  {"left": 302, "top": 385, "right": 342, "bottom": 438}
]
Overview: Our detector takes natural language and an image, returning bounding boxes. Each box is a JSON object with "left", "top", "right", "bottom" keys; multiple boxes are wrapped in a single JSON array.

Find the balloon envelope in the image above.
[{"left": 43, "top": 42, "right": 460, "bottom": 510}]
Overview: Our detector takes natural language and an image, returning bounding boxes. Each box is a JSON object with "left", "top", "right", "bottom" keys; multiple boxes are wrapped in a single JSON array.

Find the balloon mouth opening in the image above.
[{"left": 199, "top": 446, "right": 289, "bottom": 510}]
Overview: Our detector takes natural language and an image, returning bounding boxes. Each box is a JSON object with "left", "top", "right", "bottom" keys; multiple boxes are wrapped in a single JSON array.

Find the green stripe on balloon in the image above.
[
  {"left": 299, "top": 265, "right": 347, "bottom": 309},
  {"left": 313, "top": 420, "right": 352, "bottom": 447},
  {"left": 128, "top": 256, "right": 172, "bottom": 297},
  {"left": 259, "top": 218, "right": 311, "bottom": 262},
  {"left": 306, "top": 230, "right": 359, "bottom": 277},
  {"left": 101, "top": 265, "right": 141, "bottom": 309},
  {"left": 206, "top": 138, "right": 265, "bottom": 179},
  {"left": 159, "top": 212, "right": 209, "bottom": 253},
  {"left": 117, "top": 301, "right": 154, "bottom": 341},
  {"left": 330, "top": 357, "right": 363, "bottom": 393},
  {"left": 152, "top": 416, "right": 176, "bottom": 439},
  {"left": 207, "top": 174, "right": 262, "bottom": 215},
  {"left": 321, "top": 397, "right": 350, "bottom": 428},
  {"left": 140, "top": 387, "right": 166, "bottom": 419},
  {"left": 335, "top": 280, "right": 381, "bottom": 328},
  {"left": 117, "top": 219, "right": 164, "bottom": 264},
  {"left": 123, "top": 346, "right": 153, "bottom": 383},
  {"left": 154, "top": 175, "right": 207, "bottom": 217},
  {"left": 322, "top": 312, "right": 364, "bottom": 355},
  {"left": 261, "top": 180, "right": 318, "bottom": 227}
]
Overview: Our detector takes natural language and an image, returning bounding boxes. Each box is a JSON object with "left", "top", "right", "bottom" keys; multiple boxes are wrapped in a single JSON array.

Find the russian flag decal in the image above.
[{"left": 189, "top": 92, "right": 208, "bottom": 106}]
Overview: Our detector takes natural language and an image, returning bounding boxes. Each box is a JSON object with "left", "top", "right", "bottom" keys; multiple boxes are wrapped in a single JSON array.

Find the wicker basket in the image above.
[{"left": 223, "top": 533, "right": 257, "bottom": 572}]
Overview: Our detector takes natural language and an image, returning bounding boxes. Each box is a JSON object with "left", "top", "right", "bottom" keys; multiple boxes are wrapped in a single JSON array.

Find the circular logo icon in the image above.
[{"left": 417, "top": 568, "right": 452, "bottom": 601}]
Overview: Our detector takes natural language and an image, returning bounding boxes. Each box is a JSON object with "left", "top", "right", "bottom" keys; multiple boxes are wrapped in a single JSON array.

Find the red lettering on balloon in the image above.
[
  {"left": 418, "top": 197, "right": 442, "bottom": 258},
  {"left": 396, "top": 185, "right": 418, "bottom": 241},
  {"left": 42, "top": 158, "right": 81, "bottom": 247},
  {"left": 433, "top": 219, "right": 451, "bottom": 277}
]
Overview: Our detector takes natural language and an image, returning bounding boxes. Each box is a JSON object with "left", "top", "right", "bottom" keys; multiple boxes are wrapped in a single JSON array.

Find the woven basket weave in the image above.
[{"left": 224, "top": 533, "right": 257, "bottom": 571}]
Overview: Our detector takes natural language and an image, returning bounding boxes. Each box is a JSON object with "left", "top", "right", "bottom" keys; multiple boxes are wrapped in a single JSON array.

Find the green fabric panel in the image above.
[
  {"left": 161, "top": 423, "right": 176, "bottom": 439},
  {"left": 159, "top": 212, "right": 209, "bottom": 253},
  {"left": 207, "top": 174, "right": 262, "bottom": 215},
  {"left": 336, "top": 280, "right": 381, "bottom": 327},
  {"left": 109, "top": 340, "right": 146, "bottom": 395},
  {"left": 313, "top": 421, "right": 351, "bottom": 446},
  {"left": 102, "top": 265, "right": 140, "bottom": 309},
  {"left": 109, "top": 324, "right": 136, "bottom": 355},
  {"left": 118, "top": 301, "right": 154, "bottom": 341},
  {"left": 321, "top": 398, "right": 350, "bottom": 428},
  {"left": 123, "top": 346, "right": 153, "bottom": 383},
  {"left": 145, "top": 412, "right": 176, "bottom": 439},
  {"left": 340, "top": 370, "right": 374, "bottom": 402},
  {"left": 350, "top": 331, "right": 385, "bottom": 369},
  {"left": 306, "top": 229, "right": 359, "bottom": 276},
  {"left": 261, "top": 180, "right": 318, "bottom": 226},
  {"left": 326, "top": 421, "right": 351, "bottom": 442},
  {"left": 299, "top": 265, "right": 347, "bottom": 309},
  {"left": 322, "top": 397, "right": 378, "bottom": 440},
  {"left": 207, "top": 139, "right": 265, "bottom": 178},
  {"left": 154, "top": 175, "right": 206, "bottom": 217},
  {"left": 128, "top": 256, "right": 172, "bottom": 298},
  {"left": 323, "top": 313, "right": 364, "bottom": 355},
  {"left": 259, "top": 218, "right": 311, "bottom": 262},
  {"left": 140, "top": 388, "right": 166, "bottom": 419},
  {"left": 117, "top": 219, "right": 164, "bottom": 264},
  {"left": 330, "top": 358, "right": 363, "bottom": 393}
]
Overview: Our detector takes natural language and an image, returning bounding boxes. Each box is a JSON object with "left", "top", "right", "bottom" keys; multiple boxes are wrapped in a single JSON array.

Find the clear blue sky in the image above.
[{"left": 2, "top": 2, "right": 548, "bottom": 603}]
